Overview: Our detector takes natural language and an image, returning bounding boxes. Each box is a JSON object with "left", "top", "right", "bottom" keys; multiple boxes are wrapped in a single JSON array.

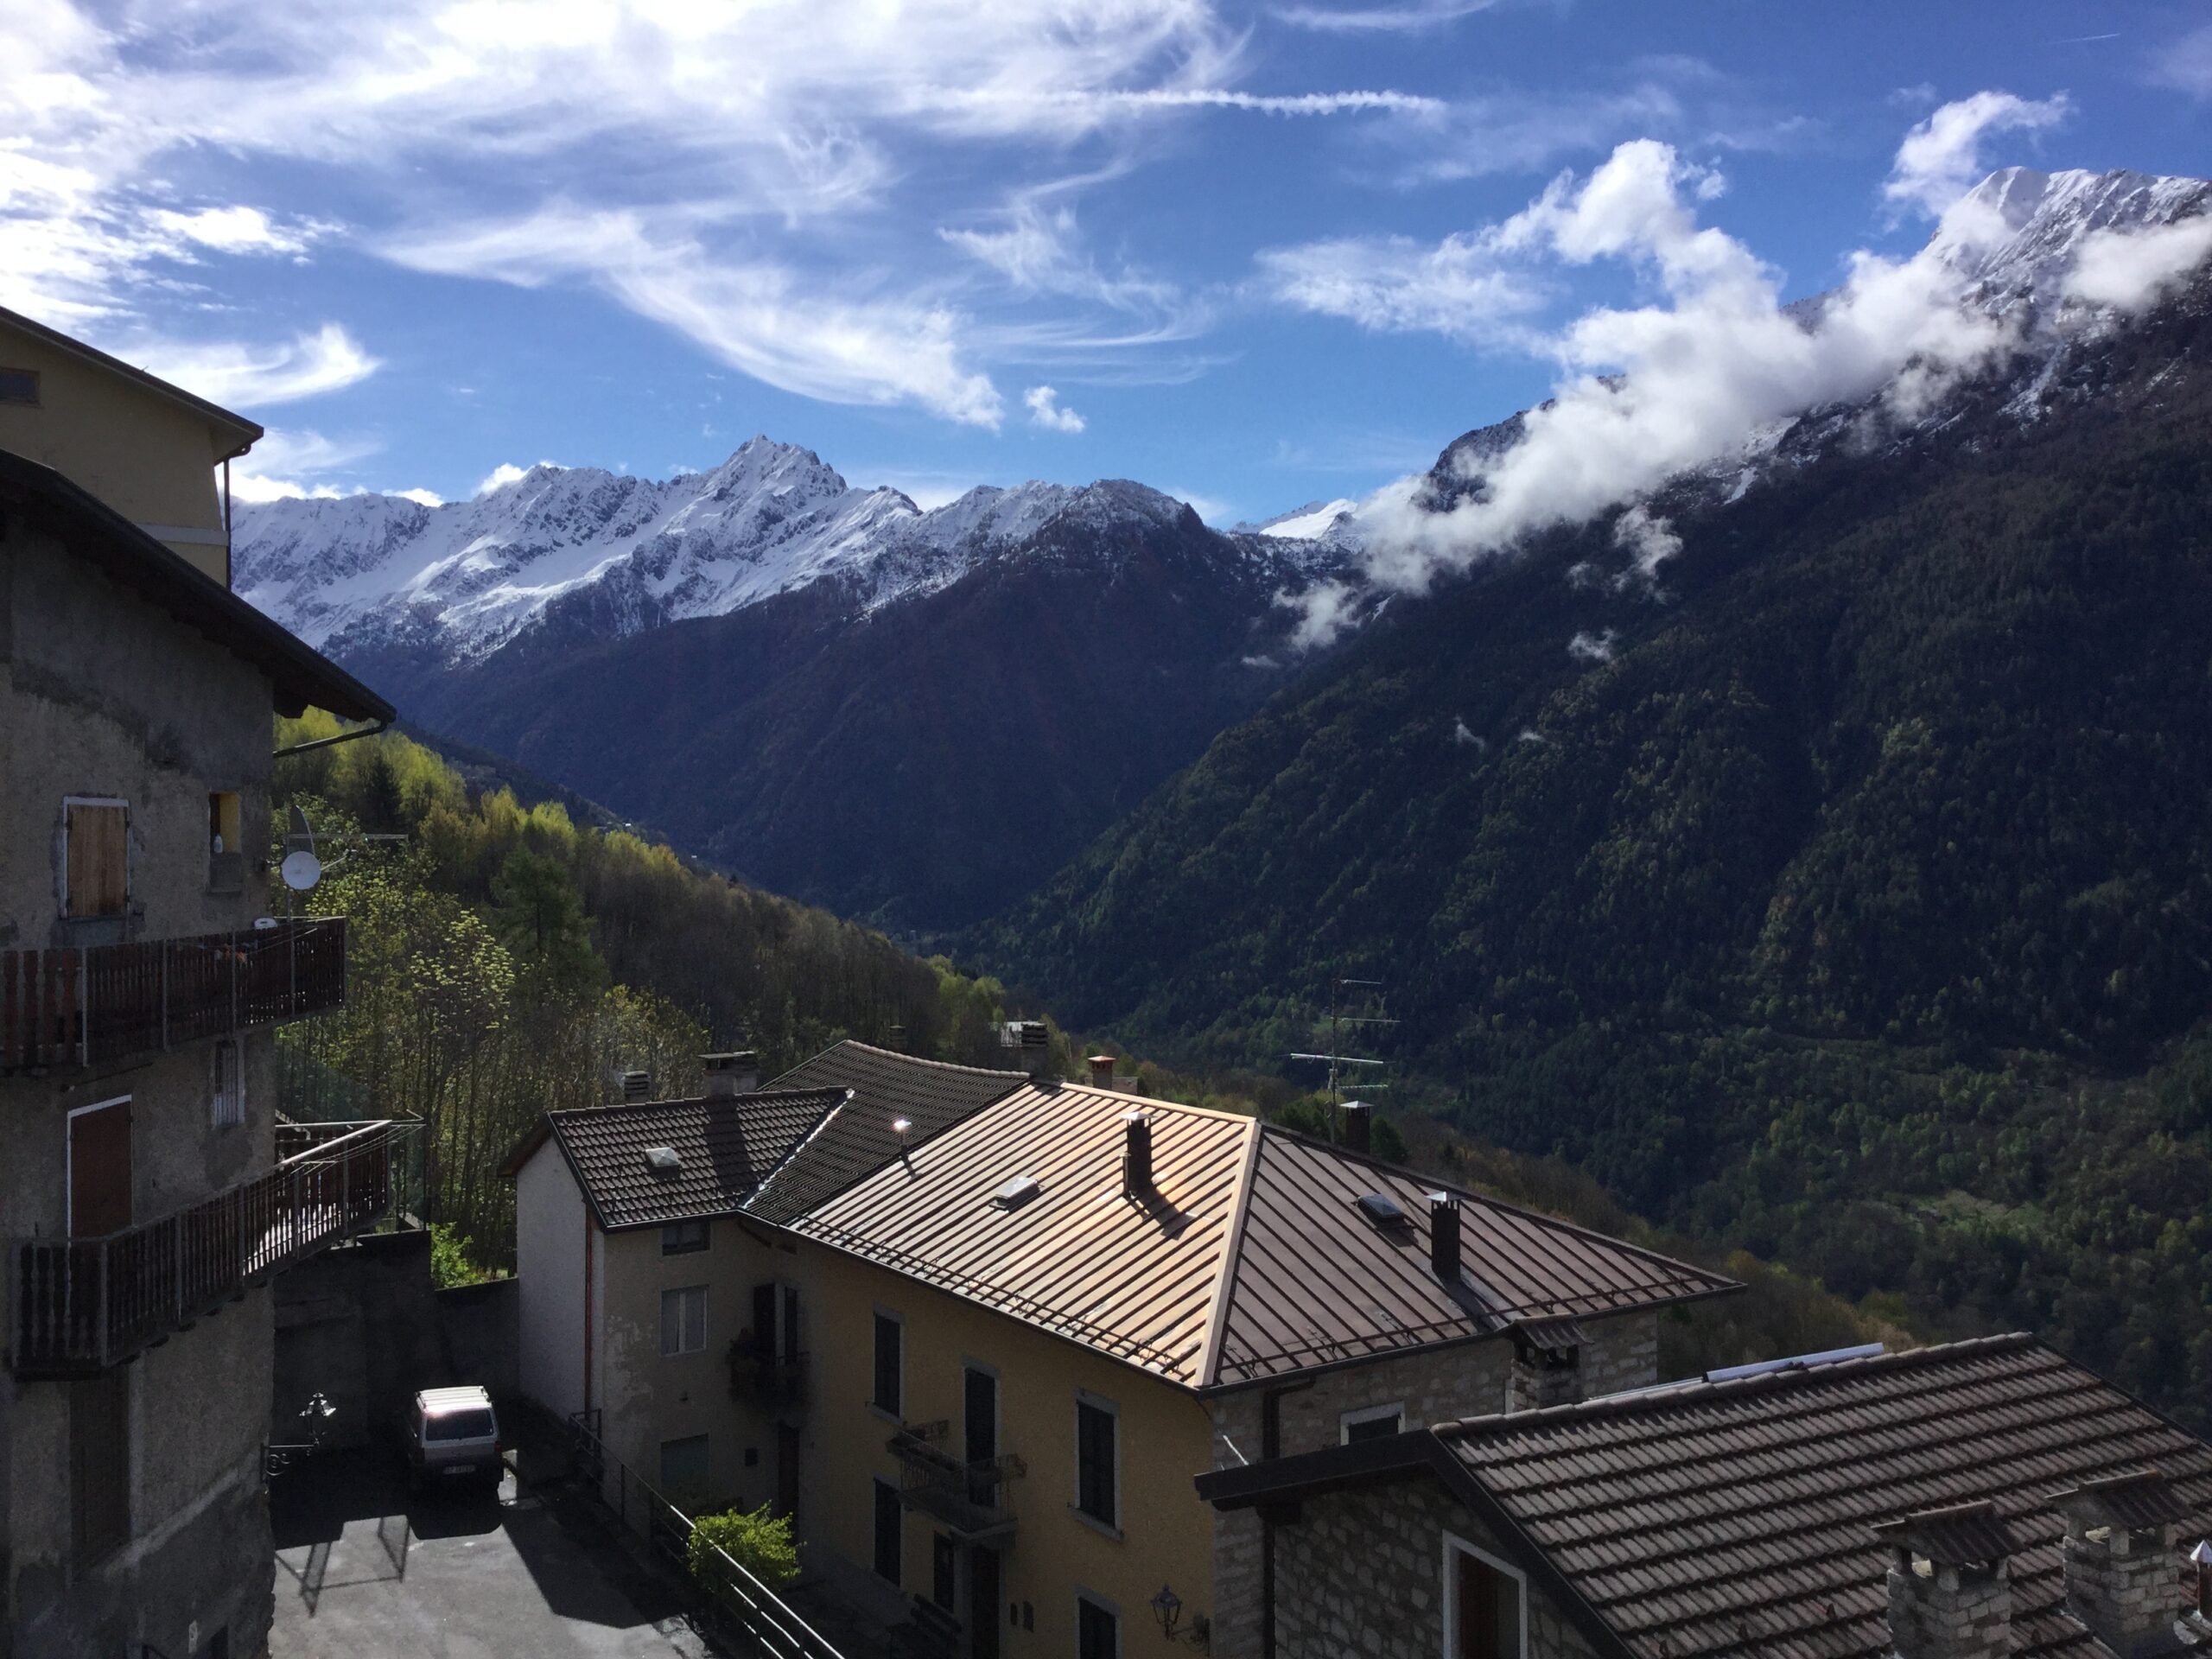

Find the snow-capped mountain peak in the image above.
[
  {"left": 1930, "top": 165, "right": 2212, "bottom": 311},
  {"left": 232, "top": 444, "right": 1218, "bottom": 662}
]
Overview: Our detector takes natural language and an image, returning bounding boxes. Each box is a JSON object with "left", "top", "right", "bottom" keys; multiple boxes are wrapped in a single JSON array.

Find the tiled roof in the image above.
[
  {"left": 794, "top": 1082, "right": 1252, "bottom": 1385},
  {"left": 1212, "top": 1130, "right": 1735, "bottom": 1385},
  {"left": 785, "top": 1059, "right": 1738, "bottom": 1390},
  {"left": 543, "top": 1088, "right": 848, "bottom": 1230},
  {"left": 745, "top": 1041, "right": 1021, "bottom": 1225},
  {"left": 1436, "top": 1334, "right": 2212, "bottom": 1659}
]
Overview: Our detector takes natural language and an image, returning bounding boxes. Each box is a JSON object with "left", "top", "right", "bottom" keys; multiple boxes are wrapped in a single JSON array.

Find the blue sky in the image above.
[{"left": 5, "top": 0, "right": 2209, "bottom": 524}]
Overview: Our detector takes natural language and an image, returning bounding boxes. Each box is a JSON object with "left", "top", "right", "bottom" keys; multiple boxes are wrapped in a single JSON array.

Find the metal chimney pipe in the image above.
[
  {"left": 1123, "top": 1110, "right": 1154, "bottom": 1197},
  {"left": 1428, "top": 1192, "right": 1461, "bottom": 1283},
  {"left": 1341, "top": 1101, "right": 1372, "bottom": 1154}
]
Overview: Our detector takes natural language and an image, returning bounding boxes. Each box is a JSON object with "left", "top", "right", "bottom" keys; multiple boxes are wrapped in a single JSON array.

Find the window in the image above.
[
  {"left": 660, "top": 1286, "right": 706, "bottom": 1357},
  {"left": 1077, "top": 1594, "right": 1121, "bottom": 1659},
  {"left": 1075, "top": 1394, "right": 1118, "bottom": 1529},
  {"left": 1446, "top": 1535, "right": 1527, "bottom": 1659},
  {"left": 63, "top": 799, "right": 129, "bottom": 919},
  {"left": 207, "top": 791, "right": 244, "bottom": 893},
  {"left": 70, "top": 1367, "right": 130, "bottom": 1565},
  {"left": 932, "top": 1532, "right": 957, "bottom": 1610},
  {"left": 211, "top": 1039, "right": 244, "bottom": 1128},
  {"left": 872, "top": 1311, "right": 903, "bottom": 1415},
  {"left": 873, "top": 1478, "right": 903, "bottom": 1583},
  {"left": 1341, "top": 1402, "right": 1403, "bottom": 1445},
  {"left": 662, "top": 1218, "right": 709, "bottom": 1255},
  {"left": 0, "top": 367, "right": 37, "bottom": 405},
  {"left": 658, "top": 1433, "right": 709, "bottom": 1502}
]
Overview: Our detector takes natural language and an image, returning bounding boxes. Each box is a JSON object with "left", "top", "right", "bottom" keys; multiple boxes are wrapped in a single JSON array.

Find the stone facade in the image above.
[
  {"left": 2061, "top": 1523, "right": 2183, "bottom": 1658},
  {"left": 1207, "top": 1311, "right": 1660, "bottom": 1659},
  {"left": 1272, "top": 1471, "right": 1604, "bottom": 1659},
  {"left": 1885, "top": 1557, "right": 2012, "bottom": 1659}
]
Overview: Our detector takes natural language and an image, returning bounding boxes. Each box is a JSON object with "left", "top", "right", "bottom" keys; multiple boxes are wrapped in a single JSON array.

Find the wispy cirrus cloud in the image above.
[
  {"left": 1274, "top": 0, "right": 1500, "bottom": 33},
  {"left": 2148, "top": 22, "right": 2212, "bottom": 97},
  {"left": 132, "top": 324, "right": 381, "bottom": 406}
]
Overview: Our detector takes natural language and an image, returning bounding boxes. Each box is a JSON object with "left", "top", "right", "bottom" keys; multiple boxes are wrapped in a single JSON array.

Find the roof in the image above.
[
  {"left": 416, "top": 1385, "right": 493, "bottom": 1411},
  {"left": 785, "top": 1058, "right": 1736, "bottom": 1391},
  {"left": 1213, "top": 1128, "right": 1733, "bottom": 1385},
  {"left": 0, "top": 448, "right": 393, "bottom": 722},
  {"left": 746, "top": 1041, "right": 1021, "bottom": 1225},
  {"left": 535, "top": 1088, "right": 849, "bottom": 1230},
  {"left": 1201, "top": 1334, "right": 2212, "bottom": 1659},
  {"left": 0, "top": 302, "right": 262, "bottom": 456}
]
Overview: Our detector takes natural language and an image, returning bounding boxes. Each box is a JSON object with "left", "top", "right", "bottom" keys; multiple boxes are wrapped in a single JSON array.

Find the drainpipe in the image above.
[{"left": 223, "top": 456, "right": 232, "bottom": 588}]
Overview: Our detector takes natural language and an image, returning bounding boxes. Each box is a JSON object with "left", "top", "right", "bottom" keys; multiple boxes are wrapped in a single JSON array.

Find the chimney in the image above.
[
  {"left": 620, "top": 1070, "right": 652, "bottom": 1103},
  {"left": 1341, "top": 1101, "right": 1372, "bottom": 1154},
  {"left": 1122, "top": 1110, "right": 1153, "bottom": 1196},
  {"left": 2193, "top": 1540, "right": 2212, "bottom": 1622},
  {"left": 1089, "top": 1054, "right": 1118, "bottom": 1091},
  {"left": 1427, "top": 1192, "right": 1460, "bottom": 1283},
  {"left": 702, "top": 1051, "right": 760, "bottom": 1099},
  {"left": 2050, "top": 1471, "right": 2194, "bottom": 1658},
  {"left": 1506, "top": 1318, "right": 1586, "bottom": 1413},
  {"left": 999, "top": 1020, "right": 1052, "bottom": 1080},
  {"left": 1872, "top": 1502, "right": 2017, "bottom": 1659}
]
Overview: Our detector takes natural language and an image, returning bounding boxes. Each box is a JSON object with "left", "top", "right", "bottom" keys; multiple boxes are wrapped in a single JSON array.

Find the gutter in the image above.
[{"left": 273, "top": 715, "right": 391, "bottom": 760}]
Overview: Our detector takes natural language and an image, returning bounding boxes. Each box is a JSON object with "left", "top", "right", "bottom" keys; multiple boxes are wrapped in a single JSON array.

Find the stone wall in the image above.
[{"left": 1273, "top": 1471, "right": 1604, "bottom": 1659}]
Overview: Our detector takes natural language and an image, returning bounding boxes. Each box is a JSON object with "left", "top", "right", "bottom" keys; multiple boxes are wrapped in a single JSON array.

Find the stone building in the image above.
[
  {"left": 507, "top": 1039, "right": 1738, "bottom": 1659},
  {"left": 1198, "top": 1333, "right": 2212, "bottom": 1659},
  {"left": 1, "top": 312, "right": 396, "bottom": 1657}
]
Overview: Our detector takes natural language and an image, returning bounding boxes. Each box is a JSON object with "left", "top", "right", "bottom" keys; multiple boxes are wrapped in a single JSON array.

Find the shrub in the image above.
[{"left": 688, "top": 1503, "right": 801, "bottom": 1595}]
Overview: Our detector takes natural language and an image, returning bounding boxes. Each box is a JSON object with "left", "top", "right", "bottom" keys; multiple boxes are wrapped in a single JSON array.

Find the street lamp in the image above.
[{"left": 1150, "top": 1585, "right": 1182, "bottom": 1637}]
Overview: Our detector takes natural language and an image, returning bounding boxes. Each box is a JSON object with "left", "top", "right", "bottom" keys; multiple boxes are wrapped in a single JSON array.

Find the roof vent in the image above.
[
  {"left": 620, "top": 1070, "right": 652, "bottom": 1103},
  {"left": 1354, "top": 1192, "right": 1407, "bottom": 1229},
  {"left": 993, "top": 1175, "right": 1042, "bottom": 1211},
  {"left": 644, "top": 1145, "right": 683, "bottom": 1174},
  {"left": 1341, "top": 1101, "right": 1373, "bottom": 1154}
]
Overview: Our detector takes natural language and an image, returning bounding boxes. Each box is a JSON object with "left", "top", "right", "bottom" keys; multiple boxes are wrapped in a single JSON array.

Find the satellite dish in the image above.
[{"left": 281, "top": 850, "right": 322, "bottom": 892}]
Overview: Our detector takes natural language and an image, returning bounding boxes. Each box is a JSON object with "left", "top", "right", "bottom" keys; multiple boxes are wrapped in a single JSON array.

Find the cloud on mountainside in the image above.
[{"left": 1276, "top": 92, "right": 2212, "bottom": 650}]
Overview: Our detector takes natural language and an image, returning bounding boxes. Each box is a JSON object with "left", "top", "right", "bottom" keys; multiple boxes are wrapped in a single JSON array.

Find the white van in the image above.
[{"left": 404, "top": 1385, "right": 503, "bottom": 1492}]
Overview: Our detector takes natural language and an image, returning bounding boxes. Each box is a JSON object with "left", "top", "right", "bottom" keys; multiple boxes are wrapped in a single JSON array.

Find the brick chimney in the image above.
[
  {"left": 1872, "top": 1502, "right": 2018, "bottom": 1659},
  {"left": 2050, "top": 1471, "right": 2193, "bottom": 1658},
  {"left": 999, "top": 1020, "right": 1052, "bottom": 1080},
  {"left": 702, "top": 1051, "right": 760, "bottom": 1098},
  {"left": 1089, "top": 1054, "right": 1117, "bottom": 1090},
  {"left": 1505, "top": 1317, "right": 1586, "bottom": 1413},
  {"left": 1340, "top": 1101, "right": 1372, "bottom": 1154}
]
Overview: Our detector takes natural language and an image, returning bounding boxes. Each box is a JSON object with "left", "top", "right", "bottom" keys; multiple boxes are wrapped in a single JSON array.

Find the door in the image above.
[
  {"left": 776, "top": 1422, "right": 801, "bottom": 1519},
  {"left": 963, "top": 1366, "right": 997, "bottom": 1508},
  {"left": 968, "top": 1545, "right": 1001, "bottom": 1659},
  {"left": 1455, "top": 1547, "right": 1521, "bottom": 1659},
  {"left": 69, "top": 1100, "right": 132, "bottom": 1237}
]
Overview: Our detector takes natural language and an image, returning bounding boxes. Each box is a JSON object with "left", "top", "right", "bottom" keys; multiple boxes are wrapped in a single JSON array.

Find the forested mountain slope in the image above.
[{"left": 982, "top": 270, "right": 2212, "bottom": 1426}]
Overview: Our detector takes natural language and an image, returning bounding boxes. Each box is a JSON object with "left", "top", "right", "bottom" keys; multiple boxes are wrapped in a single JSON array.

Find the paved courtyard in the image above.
[{"left": 270, "top": 1449, "right": 709, "bottom": 1659}]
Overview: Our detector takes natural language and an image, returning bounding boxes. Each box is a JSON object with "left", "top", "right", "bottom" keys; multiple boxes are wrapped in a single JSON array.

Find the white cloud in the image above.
[
  {"left": 392, "top": 487, "right": 445, "bottom": 506},
  {"left": 2149, "top": 23, "right": 2212, "bottom": 97},
  {"left": 477, "top": 462, "right": 549, "bottom": 495},
  {"left": 1166, "top": 486, "right": 1231, "bottom": 524},
  {"left": 1024, "top": 385, "right": 1087, "bottom": 434},
  {"left": 1883, "top": 91, "right": 2071, "bottom": 220},
  {"left": 2063, "top": 216, "right": 2212, "bottom": 309},
  {"left": 227, "top": 427, "right": 391, "bottom": 501},
  {"left": 1567, "top": 629, "right": 1616, "bottom": 662},
  {"left": 1256, "top": 232, "right": 1550, "bottom": 344},
  {"left": 1611, "top": 503, "right": 1681, "bottom": 584},
  {"left": 1275, "top": 0, "right": 1498, "bottom": 31},
  {"left": 147, "top": 205, "right": 330, "bottom": 257},
  {"left": 131, "top": 324, "right": 380, "bottom": 408}
]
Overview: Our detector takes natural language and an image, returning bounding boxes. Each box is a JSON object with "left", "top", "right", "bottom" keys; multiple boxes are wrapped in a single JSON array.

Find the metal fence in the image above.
[{"left": 556, "top": 1409, "right": 847, "bottom": 1659}]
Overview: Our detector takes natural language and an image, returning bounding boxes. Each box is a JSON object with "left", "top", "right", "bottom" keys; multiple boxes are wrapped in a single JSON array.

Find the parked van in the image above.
[{"left": 404, "top": 1385, "right": 502, "bottom": 1491}]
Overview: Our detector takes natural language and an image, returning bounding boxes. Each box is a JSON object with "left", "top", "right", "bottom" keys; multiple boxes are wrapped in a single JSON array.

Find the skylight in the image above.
[
  {"left": 993, "top": 1174, "right": 1042, "bottom": 1211},
  {"left": 1355, "top": 1192, "right": 1407, "bottom": 1228},
  {"left": 644, "top": 1146, "right": 682, "bottom": 1173}
]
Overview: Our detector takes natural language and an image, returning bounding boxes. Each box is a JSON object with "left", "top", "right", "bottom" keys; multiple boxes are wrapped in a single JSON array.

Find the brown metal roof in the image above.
[
  {"left": 795, "top": 1082, "right": 1253, "bottom": 1383},
  {"left": 1210, "top": 1129, "right": 1736, "bottom": 1385},
  {"left": 782, "top": 1057, "right": 1738, "bottom": 1391},
  {"left": 747, "top": 1041, "right": 1021, "bottom": 1226},
  {"left": 543, "top": 1088, "right": 848, "bottom": 1230},
  {"left": 1431, "top": 1334, "right": 2212, "bottom": 1659}
]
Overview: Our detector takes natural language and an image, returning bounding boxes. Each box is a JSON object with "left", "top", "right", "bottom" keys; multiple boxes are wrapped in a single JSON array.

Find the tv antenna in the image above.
[{"left": 1287, "top": 976, "right": 1397, "bottom": 1105}]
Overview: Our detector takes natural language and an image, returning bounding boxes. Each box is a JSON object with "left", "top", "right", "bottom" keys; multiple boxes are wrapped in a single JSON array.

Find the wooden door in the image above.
[
  {"left": 69, "top": 1101, "right": 131, "bottom": 1237},
  {"left": 1457, "top": 1549, "right": 1512, "bottom": 1659},
  {"left": 70, "top": 1366, "right": 130, "bottom": 1563}
]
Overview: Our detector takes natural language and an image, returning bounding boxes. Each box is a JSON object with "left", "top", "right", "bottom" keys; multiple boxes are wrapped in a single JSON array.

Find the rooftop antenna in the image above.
[{"left": 1287, "top": 975, "right": 1397, "bottom": 1107}]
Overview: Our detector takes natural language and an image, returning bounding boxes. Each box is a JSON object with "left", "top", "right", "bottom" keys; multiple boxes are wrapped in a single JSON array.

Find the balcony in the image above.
[
  {"left": 0, "top": 918, "right": 346, "bottom": 1074},
  {"left": 7, "top": 1118, "right": 416, "bottom": 1378},
  {"left": 728, "top": 1340, "right": 810, "bottom": 1411},
  {"left": 887, "top": 1421, "right": 1025, "bottom": 1544}
]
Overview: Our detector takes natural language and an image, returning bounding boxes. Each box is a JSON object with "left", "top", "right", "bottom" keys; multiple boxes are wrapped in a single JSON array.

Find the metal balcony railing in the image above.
[
  {"left": 887, "top": 1421, "right": 1025, "bottom": 1544},
  {"left": 0, "top": 918, "right": 347, "bottom": 1073},
  {"left": 728, "top": 1340, "right": 810, "bottom": 1411},
  {"left": 7, "top": 1119, "right": 416, "bottom": 1378}
]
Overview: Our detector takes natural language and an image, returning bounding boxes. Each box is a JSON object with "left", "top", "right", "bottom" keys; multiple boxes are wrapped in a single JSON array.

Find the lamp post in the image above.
[{"left": 1150, "top": 1584, "right": 1183, "bottom": 1638}]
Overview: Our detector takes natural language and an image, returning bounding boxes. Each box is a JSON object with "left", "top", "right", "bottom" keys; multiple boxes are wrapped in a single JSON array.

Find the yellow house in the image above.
[
  {"left": 508, "top": 1043, "right": 1738, "bottom": 1659},
  {"left": 0, "top": 302, "right": 264, "bottom": 586}
]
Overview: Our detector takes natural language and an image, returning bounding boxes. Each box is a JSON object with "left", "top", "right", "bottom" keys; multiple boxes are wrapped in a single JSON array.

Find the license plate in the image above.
[{"left": 443, "top": 1465, "right": 476, "bottom": 1478}]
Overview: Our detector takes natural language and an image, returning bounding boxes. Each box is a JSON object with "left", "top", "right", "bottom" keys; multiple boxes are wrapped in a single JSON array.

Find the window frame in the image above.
[
  {"left": 210, "top": 1039, "right": 245, "bottom": 1128},
  {"left": 870, "top": 1307, "right": 904, "bottom": 1419},
  {"left": 0, "top": 366, "right": 39, "bottom": 406},
  {"left": 1075, "top": 1589, "right": 1122, "bottom": 1659},
  {"left": 1340, "top": 1402, "right": 1405, "bottom": 1445},
  {"left": 1072, "top": 1389, "right": 1121, "bottom": 1535},
  {"left": 659, "top": 1284, "right": 708, "bottom": 1357},
  {"left": 1440, "top": 1530, "right": 1529, "bottom": 1659},
  {"left": 872, "top": 1476, "right": 903, "bottom": 1584},
  {"left": 661, "top": 1217, "right": 710, "bottom": 1255},
  {"left": 60, "top": 796, "right": 130, "bottom": 920}
]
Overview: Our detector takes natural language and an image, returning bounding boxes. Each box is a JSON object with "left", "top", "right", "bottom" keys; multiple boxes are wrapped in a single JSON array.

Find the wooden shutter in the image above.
[
  {"left": 69, "top": 1101, "right": 132, "bottom": 1238},
  {"left": 67, "top": 803, "right": 129, "bottom": 918}
]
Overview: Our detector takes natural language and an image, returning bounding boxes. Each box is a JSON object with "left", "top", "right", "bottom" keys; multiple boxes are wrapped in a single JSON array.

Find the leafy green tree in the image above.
[
  {"left": 492, "top": 849, "right": 604, "bottom": 990},
  {"left": 689, "top": 1504, "right": 800, "bottom": 1591}
]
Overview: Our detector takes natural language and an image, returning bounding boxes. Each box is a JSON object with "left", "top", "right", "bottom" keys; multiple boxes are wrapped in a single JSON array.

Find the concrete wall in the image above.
[
  {"left": 440, "top": 1278, "right": 519, "bottom": 1405},
  {"left": 0, "top": 315, "right": 238, "bottom": 582},
  {"left": 515, "top": 1144, "right": 588, "bottom": 1421},
  {"left": 594, "top": 1219, "right": 738, "bottom": 1500},
  {"left": 1272, "top": 1471, "right": 1605, "bottom": 1659}
]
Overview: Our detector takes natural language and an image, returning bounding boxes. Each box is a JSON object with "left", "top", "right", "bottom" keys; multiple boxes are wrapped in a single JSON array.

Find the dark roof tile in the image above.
[{"left": 546, "top": 1088, "right": 846, "bottom": 1230}]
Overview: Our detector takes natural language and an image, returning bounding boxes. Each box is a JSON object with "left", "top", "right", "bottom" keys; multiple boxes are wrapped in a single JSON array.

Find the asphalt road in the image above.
[{"left": 269, "top": 1449, "right": 709, "bottom": 1659}]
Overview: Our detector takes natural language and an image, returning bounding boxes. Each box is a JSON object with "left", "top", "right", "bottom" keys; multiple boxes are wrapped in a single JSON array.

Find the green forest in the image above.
[
  {"left": 270, "top": 715, "right": 1013, "bottom": 1262},
  {"left": 982, "top": 311, "right": 2212, "bottom": 1428}
]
